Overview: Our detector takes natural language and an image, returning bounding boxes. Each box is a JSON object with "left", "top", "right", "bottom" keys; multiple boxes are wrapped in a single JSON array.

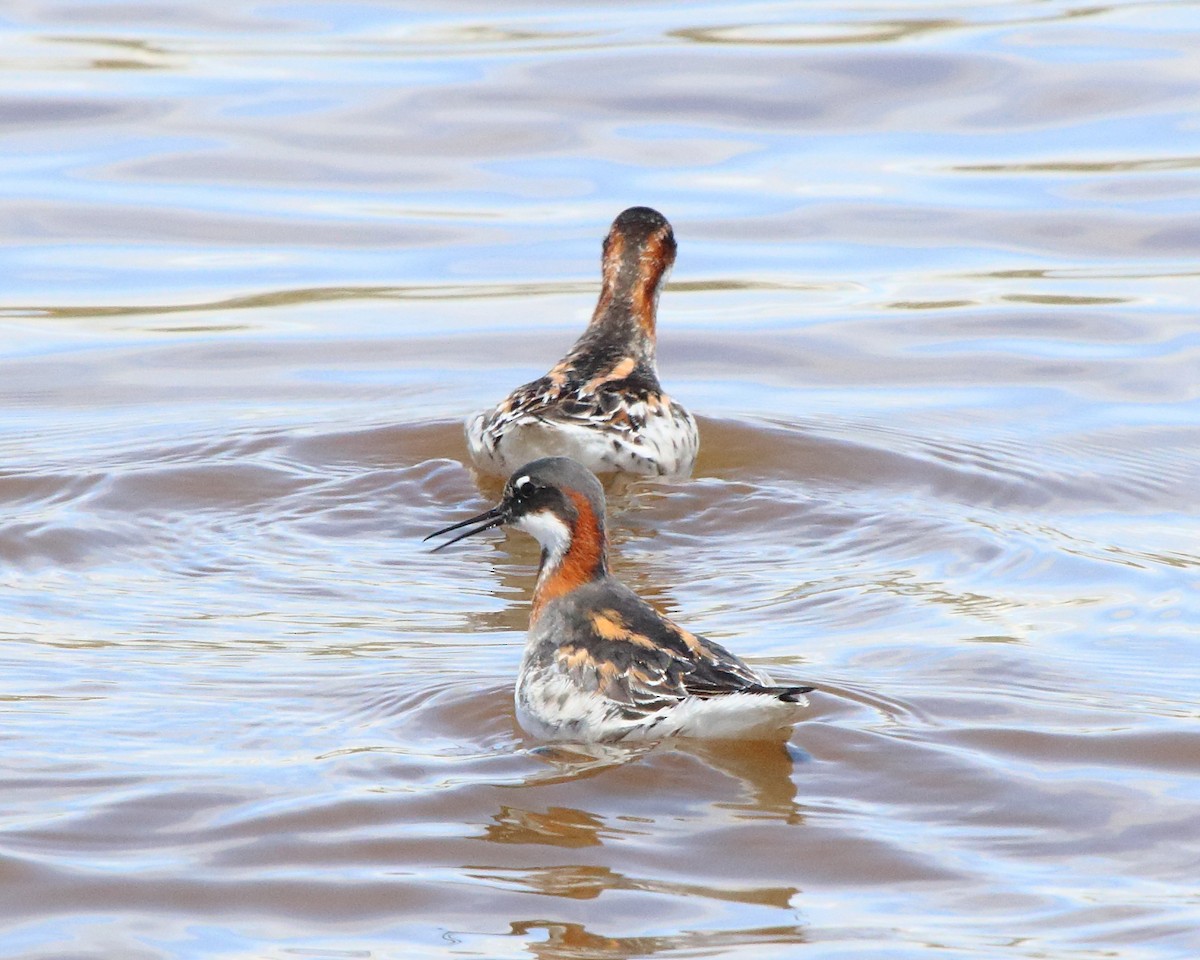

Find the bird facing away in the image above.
[
  {"left": 427, "top": 457, "right": 811, "bottom": 742},
  {"left": 466, "top": 207, "right": 699, "bottom": 478}
]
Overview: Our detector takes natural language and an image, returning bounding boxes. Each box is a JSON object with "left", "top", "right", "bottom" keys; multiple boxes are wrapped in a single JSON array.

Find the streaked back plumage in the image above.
[{"left": 466, "top": 208, "right": 699, "bottom": 477}]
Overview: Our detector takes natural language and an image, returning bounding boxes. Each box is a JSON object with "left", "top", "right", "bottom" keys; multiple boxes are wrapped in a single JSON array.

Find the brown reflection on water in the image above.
[
  {"left": 517, "top": 738, "right": 805, "bottom": 820},
  {"left": 511, "top": 919, "right": 808, "bottom": 960},
  {"left": 50, "top": 35, "right": 173, "bottom": 71},
  {"left": 475, "top": 862, "right": 799, "bottom": 909},
  {"left": 955, "top": 155, "right": 1200, "bottom": 174},
  {"left": 671, "top": 4, "right": 1114, "bottom": 49},
  {"left": 672, "top": 19, "right": 958, "bottom": 48},
  {"left": 485, "top": 805, "right": 607, "bottom": 847}
]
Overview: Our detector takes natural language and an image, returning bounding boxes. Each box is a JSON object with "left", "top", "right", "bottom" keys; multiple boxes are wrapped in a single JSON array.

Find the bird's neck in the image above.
[
  {"left": 530, "top": 496, "right": 608, "bottom": 623},
  {"left": 586, "top": 244, "right": 671, "bottom": 349}
]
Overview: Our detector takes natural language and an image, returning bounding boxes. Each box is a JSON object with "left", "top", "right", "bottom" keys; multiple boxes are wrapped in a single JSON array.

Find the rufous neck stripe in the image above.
[{"left": 530, "top": 491, "right": 607, "bottom": 622}]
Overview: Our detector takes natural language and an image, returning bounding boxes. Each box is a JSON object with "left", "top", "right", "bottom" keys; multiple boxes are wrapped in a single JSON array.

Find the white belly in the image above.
[
  {"left": 515, "top": 668, "right": 804, "bottom": 743},
  {"left": 466, "top": 408, "right": 698, "bottom": 477}
]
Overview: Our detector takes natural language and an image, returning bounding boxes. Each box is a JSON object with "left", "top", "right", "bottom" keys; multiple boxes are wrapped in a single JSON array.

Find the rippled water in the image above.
[{"left": 3, "top": 2, "right": 1200, "bottom": 958}]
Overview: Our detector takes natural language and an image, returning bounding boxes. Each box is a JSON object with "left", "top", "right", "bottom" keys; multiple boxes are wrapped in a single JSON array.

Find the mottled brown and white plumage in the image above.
[
  {"left": 466, "top": 208, "right": 699, "bottom": 477},
  {"left": 426, "top": 457, "right": 811, "bottom": 741}
]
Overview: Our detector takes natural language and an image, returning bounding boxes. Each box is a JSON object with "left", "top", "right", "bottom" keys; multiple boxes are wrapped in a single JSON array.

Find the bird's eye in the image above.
[{"left": 512, "top": 476, "right": 533, "bottom": 499}]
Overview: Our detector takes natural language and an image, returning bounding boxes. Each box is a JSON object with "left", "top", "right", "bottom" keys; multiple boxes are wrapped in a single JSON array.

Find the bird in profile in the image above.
[
  {"left": 466, "top": 207, "right": 699, "bottom": 478},
  {"left": 426, "top": 457, "right": 811, "bottom": 741}
]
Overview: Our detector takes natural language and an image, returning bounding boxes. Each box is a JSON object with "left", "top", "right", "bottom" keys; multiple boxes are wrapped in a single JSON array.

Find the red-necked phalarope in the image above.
[
  {"left": 466, "top": 207, "right": 699, "bottom": 478},
  {"left": 426, "top": 457, "right": 812, "bottom": 741}
]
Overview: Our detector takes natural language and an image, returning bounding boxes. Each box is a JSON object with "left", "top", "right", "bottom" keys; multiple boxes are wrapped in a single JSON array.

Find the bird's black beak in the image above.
[{"left": 424, "top": 503, "right": 509, "bottom": 551}]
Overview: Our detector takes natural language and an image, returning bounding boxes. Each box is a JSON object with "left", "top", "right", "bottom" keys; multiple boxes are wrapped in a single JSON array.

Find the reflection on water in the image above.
[
  {"left": 3, "top": 0, "right": 1200, "bottom": 958},
  {"left": 511, "top": 919, "right": 809, "bottom": 960}
]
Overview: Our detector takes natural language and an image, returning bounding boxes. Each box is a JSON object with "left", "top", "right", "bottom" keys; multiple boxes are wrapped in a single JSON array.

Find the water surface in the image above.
[{"left": 2, "top": 2, "right": 1199, "bottom": 958}]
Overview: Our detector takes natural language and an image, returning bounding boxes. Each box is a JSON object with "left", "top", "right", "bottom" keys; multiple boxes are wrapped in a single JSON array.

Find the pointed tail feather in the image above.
[
  {"left": 761, "top": 684, "right": 814, "bottom": 703},
  {"left": 687, "top": 681, "right": 815, "bottom": 702}
]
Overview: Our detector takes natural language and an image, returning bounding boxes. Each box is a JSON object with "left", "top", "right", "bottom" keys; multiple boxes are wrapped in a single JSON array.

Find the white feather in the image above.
[
  {"left": 467, "top": 405, "right": 697, "bottom": 477},
  {"left": 516, "top": 668, "right": 805, "bottom": 743},
  {"left": 515, "top": 509, "right": 572, "bottom": 574}
]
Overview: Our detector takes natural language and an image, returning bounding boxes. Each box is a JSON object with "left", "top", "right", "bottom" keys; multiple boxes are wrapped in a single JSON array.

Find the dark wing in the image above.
[
  {"left": 554, "top": 590, "right": 812, "bottom": 720},
  {"left": 485, "top": 353, "right": 666, "bottom": 438}
]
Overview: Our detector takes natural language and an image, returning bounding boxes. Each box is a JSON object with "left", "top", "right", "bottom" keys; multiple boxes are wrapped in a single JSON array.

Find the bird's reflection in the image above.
[
  {"left": 509, "top": 734, "right": 806, "bottom": 822},
  {"left": 473, "top": 861, "right": 798, "bottom": 908},
  {"left": 686, "top": 737, "right": 807, "bottom": 822},
  {"left": 511, "top": 920, "right": 662, "bottom": 960},
  {"left": 483, "top": 804, "right": 606, "bottom": 848},
  {"left": 509, "top": 918, "right": 807, "bottom": 960}
]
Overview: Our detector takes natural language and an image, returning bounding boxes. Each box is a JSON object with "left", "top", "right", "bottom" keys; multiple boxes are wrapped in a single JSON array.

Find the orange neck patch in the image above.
[
  {"left": 590, "top": 227, "right": 674, "bottom": 341},
  {"left": 628, "top": 232, "right": 672, "bottom": 338},
  {"left": 531, "top": 491, "right": 607, "bottom": 622}
]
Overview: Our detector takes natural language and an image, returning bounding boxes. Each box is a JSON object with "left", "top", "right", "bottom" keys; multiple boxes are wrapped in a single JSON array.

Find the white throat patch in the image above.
[{"left": 516, "top": 509, "right": 572, "bottom": 574}]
